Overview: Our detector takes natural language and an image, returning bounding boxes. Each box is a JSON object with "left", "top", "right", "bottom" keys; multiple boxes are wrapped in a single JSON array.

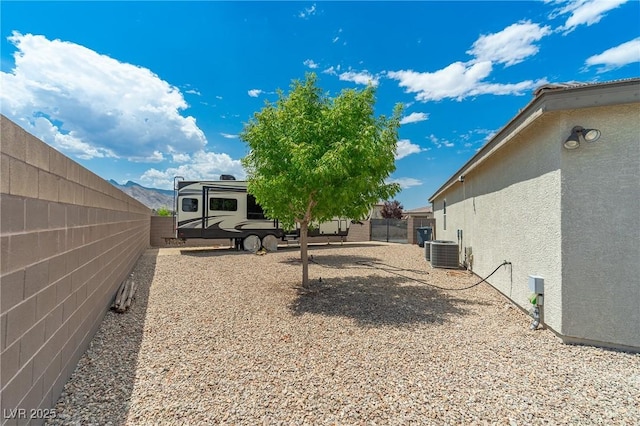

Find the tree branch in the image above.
[{"left": 303, "top": 191, "right": 317, "bottom": 223}]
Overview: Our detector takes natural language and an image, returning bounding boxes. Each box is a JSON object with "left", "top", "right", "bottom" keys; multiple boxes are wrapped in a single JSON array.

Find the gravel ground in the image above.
[{"left": 48, "top": 242, "right": 639, "bottom": 425}]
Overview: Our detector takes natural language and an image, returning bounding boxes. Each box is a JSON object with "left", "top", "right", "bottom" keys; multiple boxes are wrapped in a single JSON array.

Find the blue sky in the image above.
[{"left": 1, "top": 1, "right": 639, "bottom": 210}]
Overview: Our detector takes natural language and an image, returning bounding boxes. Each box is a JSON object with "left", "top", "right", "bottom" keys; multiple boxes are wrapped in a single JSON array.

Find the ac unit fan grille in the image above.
[{"left": 430, "top": 241, "right": 459, "bottom": 269}]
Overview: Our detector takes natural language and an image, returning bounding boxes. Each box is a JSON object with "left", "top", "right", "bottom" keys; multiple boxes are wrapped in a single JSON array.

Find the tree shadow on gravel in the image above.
[
  {"left": 46, "top": 249, "right": 158, "bottom": 426},
  {"left": 310, "top": 253, "right": 433, "bottom": 276},
  {"left": 279, "top": 252, "right": 384, "bottom": 269},
  {"left": 302, "top": 242, "right": 389, "bottom": 250},
  {"left": 290, "top": 273, "right": 477, "bottom": 327}
]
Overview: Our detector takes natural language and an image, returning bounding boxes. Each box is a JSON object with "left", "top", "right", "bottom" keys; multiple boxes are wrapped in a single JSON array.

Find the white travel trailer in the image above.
[{"left": 176, "top": 177, "right": 350, "bottom": 251}]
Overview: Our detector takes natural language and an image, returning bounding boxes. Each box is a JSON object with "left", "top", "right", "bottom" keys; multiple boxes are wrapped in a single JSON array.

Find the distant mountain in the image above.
[{"left": 109, "top": 180, "right": 174, "bottom": 211}]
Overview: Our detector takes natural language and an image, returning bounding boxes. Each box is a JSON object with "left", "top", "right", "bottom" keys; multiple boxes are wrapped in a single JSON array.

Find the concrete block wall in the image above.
[
  {"left": 150, "top": 215, "right": 176, "bottom": 247},
  {"left": 0, "top": 115, "right": 151, "bottom": 424},
  {"left": 346, "top": 220, "right": 370, "bottom": 242}
]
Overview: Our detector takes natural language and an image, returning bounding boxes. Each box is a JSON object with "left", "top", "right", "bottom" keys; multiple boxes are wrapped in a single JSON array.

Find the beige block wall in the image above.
[
  {"left": 346, "top": 220, "right": 370, "bottom": 242},
  {"left": 150, "top": 215, "right": 176, "bottom": 247},
  {"left": 407, "top": 216, "right": 435, "bottom": 245},
  {"left": 0, "top": 115, "right": 151, "bottom": 423}
]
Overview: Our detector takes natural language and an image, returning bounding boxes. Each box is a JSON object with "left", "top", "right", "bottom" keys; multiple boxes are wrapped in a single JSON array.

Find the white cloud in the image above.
[
  {"left": 298, "top": 3, "right": 317, "bottom": 19},
  {"left": 332, "top": 37, "right": 340, "bottom": 43},
  {"left": 29, "top": 115, "right": 118, "bottom": 160},
  {"left": 389, "top": 62, "right": 490, "bottom": 101},
  {"left": 185, "top": 89, "right": 201, "bottom": 95},
  {"left": 387, "top": 177, "right": 423, "bottom": 189},
  {"left": 469, "top": 79, "right": 549, "bottom": 96},
  {"left": 428, "top": 134, "right": 455, "bottom": 149},
  {"left": 323, "top": 65, "right": 340, "bottom": 76},
  {"left": 387, "top": 63, "right": 546, "bottom": 102},
  {"left": 400, "top": 112, "right": 429, "bottom": 125},
  {"left": 171, "top": 153, "right": 191, "bottom": 163},
  {"left": 395, "top": 139, "right": 426, "bottom": 159},
  {"left": 554, "top": 0, "right": 628, "bottom": 33},
  {"left": 220, "top": 132, "right": 239, "bottom": 139},
  {"left": 584, "top": 37, "right": 640, "bottom": 72},
  {"left": 140, "top": 150, "right": 245, "bottom": 189},
  {"left": 339, "top": 70, "right": 379, "bottom": 86},
  {"left": 0, "top": 32, "right": 206, "bottom": 161},
  {"left": 129, "top": 150, "right": 165, "bottom": 163},
  {"left": 467, "top": 21, "right": 552, "bottom": 66},
  {"left": 457, "top": 128, "right": 496, "bottom": 149},
  {"left": 303, "top": 59, "right": 318, "bottom": 69},
  {"left": 248, "top": 89, "right": 263, "bottom": 97},
  {"left": 387, "top": 19, "right": 553, "bottom": 103}
]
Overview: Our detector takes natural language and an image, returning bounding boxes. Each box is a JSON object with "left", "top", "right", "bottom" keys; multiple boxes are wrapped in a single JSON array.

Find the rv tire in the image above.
[
  {"left": 261, "top": 234, "right": 279, "bottom": 252},
  {"left": 242, "top": 234, "right": 261, "bottom": 253}
]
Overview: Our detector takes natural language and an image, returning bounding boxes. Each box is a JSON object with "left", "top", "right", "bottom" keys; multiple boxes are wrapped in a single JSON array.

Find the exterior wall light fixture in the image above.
[{"left": 563, "top": 126, "right": 601, "bottom": 150}]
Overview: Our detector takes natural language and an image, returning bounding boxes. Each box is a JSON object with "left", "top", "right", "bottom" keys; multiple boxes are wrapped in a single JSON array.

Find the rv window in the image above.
[
  {"left": 182, "top": 198, "right": 198, "bottom": 212},
  {"left": 210, "top": 198, "right": 237, "bottom": 211},
  {"left": 247, "top": 194, "right": 266, "bottom": 219}
]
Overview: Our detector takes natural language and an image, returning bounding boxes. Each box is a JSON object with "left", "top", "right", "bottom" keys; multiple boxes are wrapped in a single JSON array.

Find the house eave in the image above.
[{"left": 428, "top": 78, "right": 640, "bottom": 203}]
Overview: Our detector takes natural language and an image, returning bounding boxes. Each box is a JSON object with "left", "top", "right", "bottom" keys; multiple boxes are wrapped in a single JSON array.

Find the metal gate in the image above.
[{"left": 370, "top": 218, "right": 408, "bottom": 243}]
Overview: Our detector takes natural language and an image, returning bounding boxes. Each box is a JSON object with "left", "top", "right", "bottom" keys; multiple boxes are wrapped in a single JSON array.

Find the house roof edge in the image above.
[{"left": 428, "top": 78, "right": 640, "bottom": 203}]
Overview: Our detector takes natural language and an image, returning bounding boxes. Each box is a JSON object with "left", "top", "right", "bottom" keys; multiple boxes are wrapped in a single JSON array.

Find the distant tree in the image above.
[
  {"left": 380, "top": 200, "right": 404, "bottom": 219},
  {"left": 241, "top": 73, "right": 402, "bottom": 288},
  {"left": 156, "top": 207, "right": 172, "bottom": 217}
]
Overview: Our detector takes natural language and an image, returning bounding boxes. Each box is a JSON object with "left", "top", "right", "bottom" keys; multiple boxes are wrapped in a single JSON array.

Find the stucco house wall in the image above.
[
  {"left": 429, "top": 80, "right": 639, "bottom": 351},
  {"left": 559, "top": 104, "right": 640, "bottom": 348},
  {"left": 432, "top": 115, "right": 564, "bottom": 332}
]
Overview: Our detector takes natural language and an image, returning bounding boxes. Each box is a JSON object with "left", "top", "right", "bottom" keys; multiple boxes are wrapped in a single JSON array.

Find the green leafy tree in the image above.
[
  {"left": 381, "top": 199, "right": 404, "bottom": 219},
  {"left": 241, "top": 73, "right": 402, "bottom": 287},
  {"left": 156, "top": 207, "right": 172, "bottom": 217}
]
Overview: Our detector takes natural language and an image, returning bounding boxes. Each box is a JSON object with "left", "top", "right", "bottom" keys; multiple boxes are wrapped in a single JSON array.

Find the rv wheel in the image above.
[
  {"left": 261, "top": 234, "right": 278, "bottom": 252},
  {"left": 242, "top": 235, "right": 261, "bottom": 253}
]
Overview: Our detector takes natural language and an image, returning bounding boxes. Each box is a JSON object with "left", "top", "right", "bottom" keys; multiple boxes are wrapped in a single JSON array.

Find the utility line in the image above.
[{"left": 309, "top": 256, "right": 511, "bottom": 291}]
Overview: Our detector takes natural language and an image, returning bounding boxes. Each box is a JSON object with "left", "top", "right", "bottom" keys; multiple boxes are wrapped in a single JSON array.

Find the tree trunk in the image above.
[{"left": 300, "top": 220, "right": 309, "bottom": 288}]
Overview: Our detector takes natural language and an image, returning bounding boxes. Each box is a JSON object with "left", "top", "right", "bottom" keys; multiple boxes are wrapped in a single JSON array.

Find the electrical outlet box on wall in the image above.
[{"left": 528, "top": 275, "right": 544, "bottom": 294}]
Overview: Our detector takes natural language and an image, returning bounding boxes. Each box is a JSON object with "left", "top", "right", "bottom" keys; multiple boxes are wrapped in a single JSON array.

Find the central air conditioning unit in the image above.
[
  {"left": 430, "top": 240, "right": 460, "bottom": 269},
  {"left": 424, "top": 241, "right": 432, "bottom": 261}
]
